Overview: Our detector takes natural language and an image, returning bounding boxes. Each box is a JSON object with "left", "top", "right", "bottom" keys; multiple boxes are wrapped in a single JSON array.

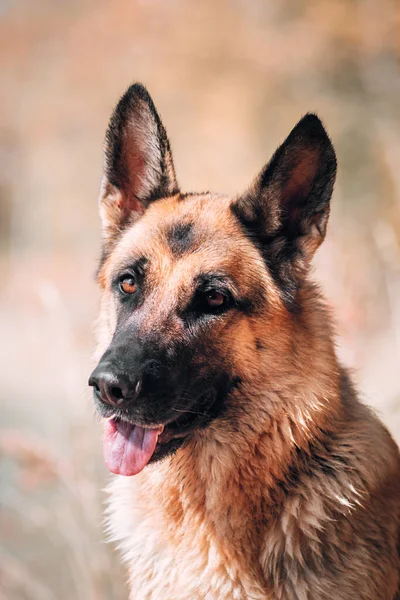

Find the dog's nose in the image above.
[{"left": 88, "top": 364, "right": 141, "bottom": 407}]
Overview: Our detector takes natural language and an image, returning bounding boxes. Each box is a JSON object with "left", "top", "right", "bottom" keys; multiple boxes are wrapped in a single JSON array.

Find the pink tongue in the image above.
[{"left": 103, "top": 418, "right": 162, "bottom": 476}]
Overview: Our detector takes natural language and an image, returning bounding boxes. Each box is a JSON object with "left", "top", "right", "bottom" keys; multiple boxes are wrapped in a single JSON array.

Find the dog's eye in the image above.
[
  {"left": 193, "top": 290, "right": 231, "bottom": 315},
  {"left": 205, "top": 291, "right": 226, "bottom": 308},
  {"left": 187, "top": 285, "right": 234, "bottom": 320},
  {"left": 119, "top": 275, "right": 137, "bottom": 295}
]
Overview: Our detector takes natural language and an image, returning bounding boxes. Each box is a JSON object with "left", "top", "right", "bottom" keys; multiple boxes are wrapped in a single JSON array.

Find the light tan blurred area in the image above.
[{"left": 1, "top": 1, "right": 400, "bottom": 598}]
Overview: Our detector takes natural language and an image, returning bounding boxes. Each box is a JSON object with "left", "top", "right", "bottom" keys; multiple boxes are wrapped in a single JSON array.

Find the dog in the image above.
[{"left": 89, "top": 83, "right": 400, "bottom": 599}]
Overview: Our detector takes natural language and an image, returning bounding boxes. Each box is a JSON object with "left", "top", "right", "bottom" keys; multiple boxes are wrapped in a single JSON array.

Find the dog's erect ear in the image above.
[
  {"left": 233, "top": 114, "right": 337, "bottom": 305},
  {"left": 99, "top": 83, "right": 179, "bottom": 243}
]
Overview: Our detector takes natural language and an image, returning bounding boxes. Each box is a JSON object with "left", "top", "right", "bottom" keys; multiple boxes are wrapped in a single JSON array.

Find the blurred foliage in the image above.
[{"left": 1, "top": 1, "right": 400, "bottom": 598}]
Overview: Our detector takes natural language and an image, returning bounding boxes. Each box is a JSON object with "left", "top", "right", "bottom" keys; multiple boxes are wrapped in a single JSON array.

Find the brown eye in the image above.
[
  {"left": 189, "top": 287, "right": 232, "bottom": 319},
  {"left": 205, "top": 291, "right": 226, "bottom": 308},
  {"left": 119, "top": 275, "right": 137, "bottom": 295}
]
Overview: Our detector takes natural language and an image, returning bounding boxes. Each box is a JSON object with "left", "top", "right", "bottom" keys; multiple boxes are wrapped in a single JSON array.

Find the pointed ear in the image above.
[
  {"left": 233, "top": 114, "right": 337, "bottom": 305},
  {"left": 99, "top": 83, "right": 179, "bottom": 244}
]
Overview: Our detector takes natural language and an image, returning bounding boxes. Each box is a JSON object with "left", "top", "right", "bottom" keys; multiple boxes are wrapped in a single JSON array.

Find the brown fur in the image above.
[{"left": 92, "top": 84, "right": 400, "bottom": 599}]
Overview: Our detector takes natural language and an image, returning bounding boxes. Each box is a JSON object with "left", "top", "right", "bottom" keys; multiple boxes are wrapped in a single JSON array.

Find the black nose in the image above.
[{"left": 88, "top": 363, "right": 141, "bottom": 407}]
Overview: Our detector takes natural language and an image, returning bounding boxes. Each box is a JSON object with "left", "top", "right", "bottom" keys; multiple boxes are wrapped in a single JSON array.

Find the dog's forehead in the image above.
[
  {"left": 114, "top": 193, "right": 263, "bottom": 273},
  {"left": 144, "top": 192, "right": 239, "bottom": 247}
]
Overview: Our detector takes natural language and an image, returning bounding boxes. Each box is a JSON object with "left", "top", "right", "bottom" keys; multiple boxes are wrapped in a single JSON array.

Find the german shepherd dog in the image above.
[{"left": 89, "top": 84, "right": 400, "bottom": 599}]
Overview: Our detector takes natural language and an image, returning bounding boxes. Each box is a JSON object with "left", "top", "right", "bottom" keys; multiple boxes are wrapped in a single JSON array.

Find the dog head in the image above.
[{"left": 89, "top": 84, "right": 337, "bottom": 475}]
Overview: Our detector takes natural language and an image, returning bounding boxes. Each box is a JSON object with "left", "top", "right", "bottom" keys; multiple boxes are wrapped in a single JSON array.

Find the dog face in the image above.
[{"left": 89, "top": 84, "right": 336, "bottom": 476}]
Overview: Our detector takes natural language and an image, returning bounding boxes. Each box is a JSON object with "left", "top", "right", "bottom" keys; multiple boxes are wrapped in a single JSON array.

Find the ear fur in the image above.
[
  {"left": 233, "top": 114, "right": 337, "bottom": 306},
  {"left": 99, "top": 83, "right": 179, "bottom": 245}
]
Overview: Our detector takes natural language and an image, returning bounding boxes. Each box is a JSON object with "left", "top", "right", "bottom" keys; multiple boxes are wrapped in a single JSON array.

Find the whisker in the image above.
[{"left": 171, "top": 407, "right": 210, "bottom": 418}]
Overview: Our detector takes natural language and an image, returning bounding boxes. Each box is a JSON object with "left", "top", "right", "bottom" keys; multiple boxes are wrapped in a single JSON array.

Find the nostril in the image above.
[
  {"left": 88, "top": 376, "right": 100, "bottom": 393},
  {"left": 111, "top": 386, "right": 124, "bottom": 401}
]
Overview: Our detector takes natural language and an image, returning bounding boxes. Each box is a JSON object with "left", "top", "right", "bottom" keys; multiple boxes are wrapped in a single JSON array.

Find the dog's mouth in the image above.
[{"left": 103, "top": 390, "right": 216, "bottom": 476}]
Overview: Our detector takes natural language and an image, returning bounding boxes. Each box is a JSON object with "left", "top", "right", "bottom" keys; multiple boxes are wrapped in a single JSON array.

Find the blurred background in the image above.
[{"left": 1, "top": 1, "right": 400, "bottom": 598}]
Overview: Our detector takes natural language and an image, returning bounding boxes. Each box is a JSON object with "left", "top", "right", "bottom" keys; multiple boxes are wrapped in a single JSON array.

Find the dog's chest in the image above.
[{"left": 107, "top": 473, "right": 270, "bottom": 600}]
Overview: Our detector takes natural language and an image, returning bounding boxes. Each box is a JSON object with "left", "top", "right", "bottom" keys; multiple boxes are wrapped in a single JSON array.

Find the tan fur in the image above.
[
  {"left": 92, "top": 89, "right": 400, "bottom": 598},
  {"left": 95, "top": 192, "right": 400, "bottom": 599}
]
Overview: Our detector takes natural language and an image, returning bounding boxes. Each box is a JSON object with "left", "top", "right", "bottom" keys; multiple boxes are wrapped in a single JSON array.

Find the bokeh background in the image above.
[{"left": 1, "top": 1, "right": 400, "bottom": 598}]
